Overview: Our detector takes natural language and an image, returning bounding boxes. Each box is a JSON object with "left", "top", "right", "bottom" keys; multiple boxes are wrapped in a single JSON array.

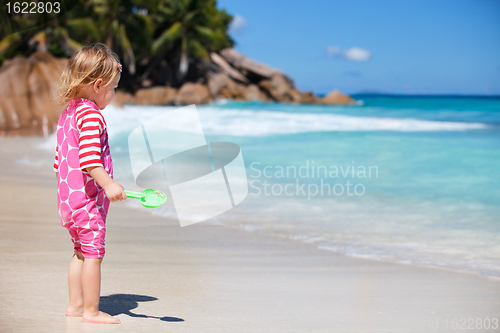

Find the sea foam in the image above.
[{"left": 102, "top": 105, "right": 488, "bottom": 137}]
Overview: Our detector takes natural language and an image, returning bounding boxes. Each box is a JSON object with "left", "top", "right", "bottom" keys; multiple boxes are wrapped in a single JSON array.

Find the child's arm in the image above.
[{"left": 86, "top": 166, "right": 127, "bottom": 202}]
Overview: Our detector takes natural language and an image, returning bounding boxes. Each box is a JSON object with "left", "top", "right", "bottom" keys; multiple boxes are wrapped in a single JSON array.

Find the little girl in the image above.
[{"left": 54, "top": 43, "right": 126, "bottom": 324}]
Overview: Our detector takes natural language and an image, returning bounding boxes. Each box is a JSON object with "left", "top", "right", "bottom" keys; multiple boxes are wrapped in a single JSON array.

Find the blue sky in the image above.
[{"left": 216, "top": 0, "right": 500, "bottom": 95}]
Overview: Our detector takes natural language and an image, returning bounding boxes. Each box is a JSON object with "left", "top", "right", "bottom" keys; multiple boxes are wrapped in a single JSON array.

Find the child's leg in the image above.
[
  {"left": 81, "top": 257, "right": 120, "bottom": 324},
  {"left": 66, "top": 252, "right": 84, "bottom": 316}
]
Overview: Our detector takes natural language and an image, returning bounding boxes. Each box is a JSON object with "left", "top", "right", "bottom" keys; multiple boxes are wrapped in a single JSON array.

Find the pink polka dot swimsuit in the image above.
[{"left": 54, "top": 98, "right": 113, "bottom": 258}]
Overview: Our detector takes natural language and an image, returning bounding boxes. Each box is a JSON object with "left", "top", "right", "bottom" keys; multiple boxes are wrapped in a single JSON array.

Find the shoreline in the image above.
[
  {"left": 214, "top": 218, "right": 500, "bottom": 282},
  {"left": 1, "top": 136, "right": 499, "bottom": 332},
  {"left": 123, "top": 190, "right": 500, "bottom": 281},
  {"left": 3, "top": 135, "right": 500, "bottom": 280}
]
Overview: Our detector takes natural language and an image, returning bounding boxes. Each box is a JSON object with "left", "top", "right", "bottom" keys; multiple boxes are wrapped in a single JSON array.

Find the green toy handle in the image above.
[{"left": 124, "top": 190, "right": 145, "bottom": 200}]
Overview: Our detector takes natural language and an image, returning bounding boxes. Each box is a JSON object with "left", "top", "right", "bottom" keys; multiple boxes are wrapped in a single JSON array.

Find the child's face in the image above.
[{"left": 95, "top": 73, "right": 120, "bottom": 110}]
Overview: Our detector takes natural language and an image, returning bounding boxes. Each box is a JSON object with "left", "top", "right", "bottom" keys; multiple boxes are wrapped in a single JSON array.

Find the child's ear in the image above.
[{"left": 93, "top": 78, "right": 103, "bottom": 92}]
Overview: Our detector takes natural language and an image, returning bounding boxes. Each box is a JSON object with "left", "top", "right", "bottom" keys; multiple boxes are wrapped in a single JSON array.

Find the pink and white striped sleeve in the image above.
[
  {"left": 76, "top": 107, "right": 105, "bottom": 171},
  {"left": 53, "top": 145, "right": 59, "bottom": 172}
]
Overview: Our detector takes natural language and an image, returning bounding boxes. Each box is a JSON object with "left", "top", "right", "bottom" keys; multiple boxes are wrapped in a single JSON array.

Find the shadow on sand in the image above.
[{"left": 99, "top": 294, "right": 184, "bottom": 322}]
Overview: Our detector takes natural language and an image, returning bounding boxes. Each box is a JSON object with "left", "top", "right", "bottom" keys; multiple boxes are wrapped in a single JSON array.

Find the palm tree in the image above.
[
  {"left": 144, "top": 0, "right": 234, "bottom": 83},
  {"left": 0, "top": 0, "right": 235, "bottom": 88},
  {"left": 85, "top": 0, "right": 145, "bottom": 75},
  {"left": 0, "top": 0, "right": 82, "bottom": 62}
]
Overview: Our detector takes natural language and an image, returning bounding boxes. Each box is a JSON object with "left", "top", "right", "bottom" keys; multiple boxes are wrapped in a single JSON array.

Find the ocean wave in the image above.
[
  {"left": 103, "top": 105, "right": 488, "bottom": 137},
  {"left": 315, "top": 242, "right": 500, "bottom": 279}
]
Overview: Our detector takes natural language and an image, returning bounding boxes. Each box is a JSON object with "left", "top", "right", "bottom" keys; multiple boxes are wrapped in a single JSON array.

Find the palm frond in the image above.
[
  {"left": 194, "top": 25, "right": 216, "bottom": 41},
  {"left": 0, "top": 33, "right": 21, "bottom": 54},
  {"left": 66, "top": 18, "right": 101, "bottom": 42},
  {"left": 152, "top": 21, "right": 182, "bottom": 55},
  {"left": 118, "top": 23, "right": 136, "bottom": 74},
  {"left": 188, "top": 38, "right": 208, "bottom": 60}
]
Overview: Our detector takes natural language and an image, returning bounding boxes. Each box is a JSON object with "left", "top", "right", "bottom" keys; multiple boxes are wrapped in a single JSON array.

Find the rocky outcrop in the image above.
[
  {"left": 206, "top": 72, "right": 271, "bottom": 102},
  {"left": 205, "top": 48, "right": 336, "bottom": 105},
  {"left": 134, "top": 86, "right": 177, "bottom": 105},
  {"left": 0, "top": 52, "right": 66, "bottom": 136},
  {"left": 174, "top": 82, "right": 211, "bottom": 105},
  {"left": 299, "top": 91, "right": 319, "bottom": 104},
  {"left": 108, "top": 49, "right": 357, "bottom": 107},
  {"left": 0, "top": 49, "right": 357, "bottom": 136},
  {"left": 219, "top": 48, "right": 282, "bottom": 79},
  {"left": 209, "top": 52, "right": 248, "bottom": 84},
  {"left": 112, "top": 91, "right": 135, "bottom": 107},
  {"left": 258, "top": 74, "right": 300, "bottom": 103},
  {"left": 207, "top": 71, "right": 233, "bottom": 99},
  {"left": 318, "top": 89, "right": 356, "bottom": 105}
]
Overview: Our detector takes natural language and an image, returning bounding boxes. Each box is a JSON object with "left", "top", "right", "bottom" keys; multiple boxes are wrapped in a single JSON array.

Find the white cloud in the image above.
[
  {"left": 228, "top": 15, "right": 248, "bottom": 35},
  {"left": 326, "top": 46, "right": 371, "bottom": 62},
  {"left": 344, "top": 47, "right": 371, "bottom": 61}
]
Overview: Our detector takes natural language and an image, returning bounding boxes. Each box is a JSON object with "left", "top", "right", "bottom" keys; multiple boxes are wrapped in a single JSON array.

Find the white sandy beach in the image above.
[{"left": 0, "top": 137, "right": 499, "bottom": 333}]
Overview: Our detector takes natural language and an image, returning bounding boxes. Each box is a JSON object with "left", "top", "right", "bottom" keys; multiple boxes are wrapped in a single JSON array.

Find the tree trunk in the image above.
[{"left": 177, "top": 36, "right": 189, "bottom": 82}]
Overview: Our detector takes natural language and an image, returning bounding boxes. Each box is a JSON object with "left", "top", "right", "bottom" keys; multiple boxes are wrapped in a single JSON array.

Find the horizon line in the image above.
[{"left": 317, "top": 93, "right": 500, "bottom": 98}]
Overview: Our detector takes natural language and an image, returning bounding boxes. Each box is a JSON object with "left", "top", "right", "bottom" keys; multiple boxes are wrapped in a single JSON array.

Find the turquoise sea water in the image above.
[{"left": 102, "top": 96, "right": 500, "bottom": 278}]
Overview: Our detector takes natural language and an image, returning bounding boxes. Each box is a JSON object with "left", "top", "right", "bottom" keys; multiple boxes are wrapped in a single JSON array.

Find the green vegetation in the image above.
[{"left": 0, "top": 0, "right": 235, "bottom": 90}]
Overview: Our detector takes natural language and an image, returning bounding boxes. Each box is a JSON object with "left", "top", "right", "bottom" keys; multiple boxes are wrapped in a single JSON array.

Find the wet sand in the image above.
[{"left": 0, "top": 137, "right": 499, "bottom": 333}]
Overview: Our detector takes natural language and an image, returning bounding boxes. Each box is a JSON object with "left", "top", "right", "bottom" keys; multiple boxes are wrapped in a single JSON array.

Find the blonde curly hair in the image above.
[{"left": 56, "top": 43, "right": 121, "bottom": 104}]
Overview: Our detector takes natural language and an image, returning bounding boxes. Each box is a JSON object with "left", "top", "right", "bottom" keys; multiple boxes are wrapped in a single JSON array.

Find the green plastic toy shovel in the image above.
[{"left": 125, "top": 189, "right": 167, "bottom": 208}]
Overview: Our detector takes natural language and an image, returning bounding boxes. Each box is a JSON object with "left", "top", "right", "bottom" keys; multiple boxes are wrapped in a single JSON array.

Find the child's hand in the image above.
[
  {"left": 86, "top": 166, "right": 126, "bottom": 202},
  {"left": 103, "top": 181, "right": 127, "bottom": 202}
]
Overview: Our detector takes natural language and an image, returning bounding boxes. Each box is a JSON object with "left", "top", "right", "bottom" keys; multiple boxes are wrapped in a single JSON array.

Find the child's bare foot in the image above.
[
  {"left": 65, "top": 306, "right": 83, "bottom": 317},
  {"left": 82, "top": 311, "right": 121, "bottom": 324}
]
